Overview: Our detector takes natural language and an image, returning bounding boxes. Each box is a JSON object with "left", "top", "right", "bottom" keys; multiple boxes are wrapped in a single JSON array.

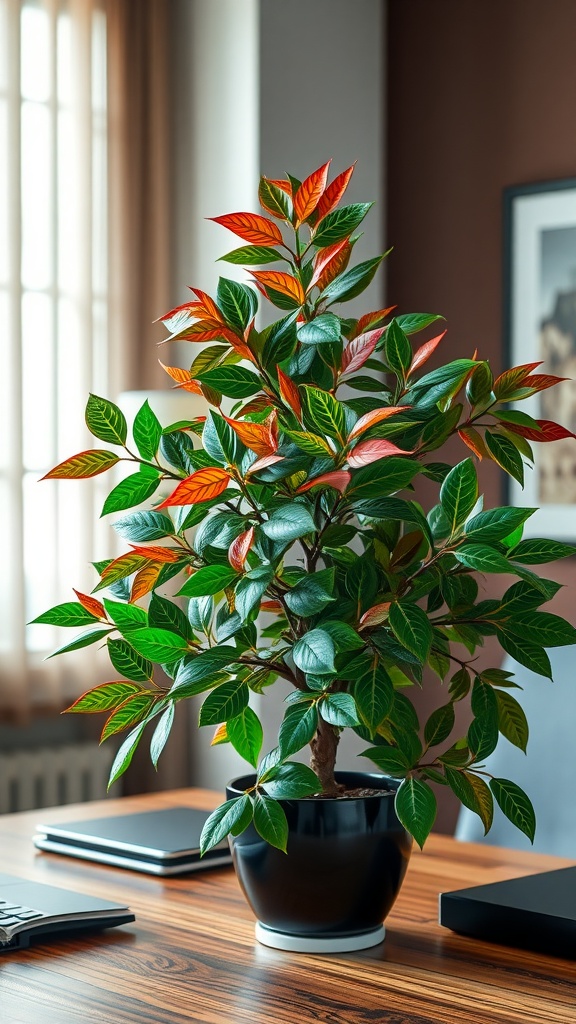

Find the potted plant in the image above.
[{"left": 36, "top": 161, "right": 576, "bottom": 952}]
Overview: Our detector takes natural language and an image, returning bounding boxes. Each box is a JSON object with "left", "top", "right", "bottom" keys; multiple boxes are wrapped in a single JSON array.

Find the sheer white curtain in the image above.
[{"left": 0, "top": 0, "right": 109, "bottom": 716}]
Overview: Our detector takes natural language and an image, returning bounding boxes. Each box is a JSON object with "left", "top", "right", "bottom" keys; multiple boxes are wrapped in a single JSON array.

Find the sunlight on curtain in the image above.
[{"left": 0, "top": 0, "right": 109, "bottom": 716}]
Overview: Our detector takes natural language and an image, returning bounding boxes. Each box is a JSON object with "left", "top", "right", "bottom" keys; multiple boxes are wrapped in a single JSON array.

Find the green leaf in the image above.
[
  {"left": 200, "top": 795, "right": 252, "bottom": 854},
  {"left": 197, "top": 365, "right": 261, "bottom": 399},
  {"left": 85, "top": 394, "right": 127, "bottom": 446},
  {"left": 395, "top": 313, "right": 444, "bottom": 336},
  {"left": 31, "top": 601, "right": 100, "bottom": 628},
  {"left": 261, "top": 312, "right": 298, "bottom": 367},
  {"left": 407, "top": 359, "right": 476, "bottom": 408},
  {"left": 313, "top": 203, "right": 373, "bottom": 247},
  {"left": 320, "top": 254, "right": 386, "bottom": 305},
  {"left": 508, "top": 538, "right": 576, "bottom": 564},
  {"left": 262, "top": 762, "right": 320, "bottom": 799},
  {"left": 253, "top": 792, "right": 289, "bottom": 852},
  {"left": 278, "top": 702, "right": 318, "bottom": 758},
  {"left": 361, "top": 745, "right": 410, "bottom": 775},
  {"left": 47, "top": 627, "right": 112, "bottom": 658},
  {"left": 281, "top": 428, "right": 333, "bottom": 457},
  {"left": 496, "top": 628, "right": 552, "bottom": 679},
  {"left": 495, "top": 690, "right": 529, "bottom": 752},
  {"left": 504, "top": 610, "right": 576, "bottom": 648},
  {"left": 133, "top": 401, "right": 162, "bottom": 461},
  {"left": 177, "top": 565, "right": 238, "bottom": 598},
  {"left": 354, "top": 662, "right": 394, "bottom": 732},
  {"left": 444, "top": 768, "right": 493, "bottom": 834},
  {"left": 297, "top": 313, "right": 341, "bottom": 346},
  {"left": 216, "top": 276, "right": 257, "bottom": 332},
  {"left": 107, "top": 638, "right": 153, "bottom": 682},
  {"left": 284, "top": 569, "right": 335, "bottom": 616},
  {"left": 46, "top": 449, "right": 121, "bottom": 479},
  {"left": 292, "top": 629, "right": 336, "bottom": 675},
  {"left": 219, "top": 244, "right": 284, "bottom": 266},
  {"left": 454, "top": 544, "right": 513, "bottom": 575},
  {"left": 227, "top": 707, "right": 263, "bottom": 768},
  {"left": 349, "top": 457, "right": 421, "bottom": 499},
  {"left": 395, "top": 777, "right": 437, "bottom": 849},
  {"left": 103, "top": 599, "right": 148, "bottom": 632},
  {"left": 199, "top": 678, "right": 249, "bottom": 726},
  {"left": 321, "top": 620, "right": 364, "bottom": 652},
  {"left": 126, "top": 627, "right": 189, "bottom": 665},
  {"left": 66, "top": 681, "right": 142, "bottom": 713},
  {"left": 384, "top": 319, "right": 412, "bottom": 379},
  {"left": 170, "top": 646, "right": 237, "bottom": 698},
  {"left": 320, "top": 691, "right": 359, "bottom": 727},
  {"left": 465, "top": 506, "right": 536, "bottom": 543},
  {"left": 440, "top": 459, "right": 478, "bottom": 535},
  {"left": 302, "top": 386, "right": 347, "bottom": 442},
  {"left": 234, "top": 566, "right": 273, "bottom": 621},
  {"left": 259, "top": 176, "right": 291, "bottom": 219},
  {"left": 101, "top": 466, "right": 160, "bottom": 517},
  {"left": 424, "top": 703, "right": 455, "bottom": 747},
  {"left": 484, "top": 431, "right": 525, "bottom": 486},
  {"left": 490, "top": 778, "right": 536, "bottom": 842},
  {"left": 388, "top": 603, "right": 433, "bottom": 662},
  {"left": 101, "top": 692, "right": 157, "bottom": 741},
  {"left": 113, "top": 510, "right": 175, "bottom": 542},
  {"left": 260, "top": 504, "right": 315, "bottom": 543},
  {"left": 108, "top": 722, "right": 147, "bottom": 788},
  {"left": 150, "top": 702, "right": 175, "bottom": 767}
]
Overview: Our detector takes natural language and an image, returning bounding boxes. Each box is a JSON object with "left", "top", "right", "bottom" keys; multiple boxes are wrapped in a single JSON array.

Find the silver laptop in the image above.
[{"left": 34, "top": 806, "right": 232, "bottom": 875}]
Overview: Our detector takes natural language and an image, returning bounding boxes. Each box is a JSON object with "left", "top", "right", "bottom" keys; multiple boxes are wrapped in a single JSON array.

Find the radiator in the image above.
[{"left": 0, "top": 743, "right": 118, "bottom": 814}]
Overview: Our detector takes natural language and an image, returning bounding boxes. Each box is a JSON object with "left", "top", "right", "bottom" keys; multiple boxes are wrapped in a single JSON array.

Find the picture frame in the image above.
[{"left": 504, "top": 178, "right": 576, "bottom": 539}]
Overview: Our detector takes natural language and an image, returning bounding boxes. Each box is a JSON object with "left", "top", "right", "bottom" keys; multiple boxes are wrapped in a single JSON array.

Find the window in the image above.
[{"left": 0, "top": 0, "right": 108, "bottom": 711}]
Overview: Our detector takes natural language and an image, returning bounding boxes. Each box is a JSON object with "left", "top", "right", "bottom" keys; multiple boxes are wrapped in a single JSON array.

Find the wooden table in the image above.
[{"left": 0, "top": 789, "right": 574, "bottom": 1024}]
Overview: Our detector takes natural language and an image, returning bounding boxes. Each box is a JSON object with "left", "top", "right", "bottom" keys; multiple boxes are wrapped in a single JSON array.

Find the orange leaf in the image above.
[
  {"left": 313, "top": 241, "right": 352, "bottom": 293},
  {"left": 358, "top": 602, "right": 391, "bottom": 630},
  {"left": 224, "top": 415, "right": 277, "bottom": 457},
  {"left": 211, "top": 723, "right": 229, "bottom": 746},
  {"left": 347, "top": 438, "right": 409, "bottom": 468},
  {"left": 156, "top": 467, "right": 232, "bottom": 509},
  {"left": 294, "top": 160, "right": 331, "bottom": 224},
  {"left": 347, "top": 406, "right": 407, "bottom": 443},
  {"left": 129, "top": 545, "right": 182, "bottom": 563},
  {"left": 341, "top": 327, "right": 386, "bottom": 375},
  {"left": 170, "top": 323, "right": 229, "bottom": 343},
  {"left": 209, "top": 212, "right": 283, "bottom": 246},
  {"left": 159, "top": 362, "right": 204, "bottom": 395},
  {"left": 41, "top": 449, "right": 120, "bottom": 480},
  {"left": 238, "top": 395, "right": 275, "bottom": 416},
  {"left": 458, "top": 427, "right": 489, "bottom": 460},
  {"left": 268, "top": 179, "right": 292, "bottom": 196},
  {"left": 246, "top": 453, "right": 285, "bottom": 475},
  {"left": 314, "top": 163, "right": 355, "bottom": 222},
  {"left": 493, "top": 362, "right": 543, "bottom": 397},
  {"left": 309, "top": 237, "right": 350, "bottom": 290},
  {"left": 352, "top": 306, "right": 396, "bottom": 338},
  {"left": 221, "top": 328, "right": 257, "bottom": 364},
  {"left": 251, "top": 270, "right": 305, "bottom": 306},
  {"left": 296, "top": 470, "right": 351, "bottom": 494},
  {"left": 188, "top": 288, "right": 225, "bottom": 325},
  {"left": 101, "top": 552, "right": 148, "bottom": 581},
  {"left": 228, "top": 526, "right": 255, "bottom": 572},
  {"left": 73, "top": 590, "right": 105, "bottom": 620},
  {"left": 130, "top": 563, "right": 164, "bottom": 602},
  {"left": 409, "top": 330, "right": 447, "bottom": 375},
  {"left": 260, "top": 599, "right": 283, "bottom": 612},
  {"left": 154, "top": 300, "right": 204, "bottom": 325},
  {"left": 520, "top": 373, "right": 569, "bottom": 392},
  {"left": 277, "top": 366, "right": 302, "bottom": 418}
]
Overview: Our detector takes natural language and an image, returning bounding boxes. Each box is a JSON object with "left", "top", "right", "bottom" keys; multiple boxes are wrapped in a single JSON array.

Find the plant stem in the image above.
[{"left": 309, "top": 715, "right": 340, "bottom": 795}]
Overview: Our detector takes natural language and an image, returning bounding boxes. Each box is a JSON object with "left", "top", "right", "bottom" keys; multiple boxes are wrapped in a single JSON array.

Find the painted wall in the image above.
[{"left": 387, "top": 0, "right": 576, "bottom": 831}]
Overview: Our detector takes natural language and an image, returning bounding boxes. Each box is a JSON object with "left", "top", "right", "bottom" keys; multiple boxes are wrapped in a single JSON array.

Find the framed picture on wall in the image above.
[{"left": 504, "top": 178, "right": 576, "bottom": 539}]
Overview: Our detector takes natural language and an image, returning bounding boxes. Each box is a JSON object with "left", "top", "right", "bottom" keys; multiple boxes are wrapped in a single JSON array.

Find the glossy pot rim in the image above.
[{"left": 226, "top": 770, "right": 400, "bottom": 801}]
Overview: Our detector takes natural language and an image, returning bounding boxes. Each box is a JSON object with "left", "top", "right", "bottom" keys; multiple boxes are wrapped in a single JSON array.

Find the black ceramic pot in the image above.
[{"left": 226, "top": 771, "right": 412, "bottom": 952}]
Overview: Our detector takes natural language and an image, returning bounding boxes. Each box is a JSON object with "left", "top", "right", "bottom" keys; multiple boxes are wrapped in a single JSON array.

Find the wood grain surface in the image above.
[{"left": 0, "top": 789, "right": 574, "bottom": 1024}]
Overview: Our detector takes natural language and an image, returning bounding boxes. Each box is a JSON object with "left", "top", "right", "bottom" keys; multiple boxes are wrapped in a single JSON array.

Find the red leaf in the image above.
[
  {"left": 313, "top": 241, "right": 352, "bottom": 293},
  {"left": 309, "top": 237, "right": 350, "bottom": 290},
  {"left": 358, "top": 602, "right": 391, "bottom": 630},
  {"left": 352, "top": 306, "right": 396, "bottom": 338},
  {"left": 294, "top": 160, "right": 331, "bottom": 224},
  {"left": 506, "top": 419, "right": 576, "bottom": 443},
  {"left": 347, "top": 406, "right": 407, "bottom": 443},
  {"left": 246, "top": 453, "right": 285, "bottom": 475},
  {"left": 228, "top": 526, "right": 255, "bottom": 572},
  {"left": 156, "top": 467, "right": 231, "bottom": 509},
  {"left": 347, "top": 438, "right": 409, "bottom": 468},
  {"left": 296, "top": 470, "right": 351, "bottom": 494},
  {"left": 209, "top": 212, "right": 283, "bottom": 246},
  {"left": 251, "top": 270, "right": 305, "bottom": 305},
  {"left": 130, "top": 563, "right": 164, "bottom": 602},
  {"left": 409, "top": 330, "right": 447, "bottom": 375},
  {"left": 260, "top": 599, "right": 283, "bottom": 612},
  {"left": 224, "top": 414, "right": 277, "bottom": 457},
  {"left": 277, "top": 366, "right": 302, "bottom": 418},
  {"left": 314, "top": 164, "right": 355, "bottom": 222},
  {"left": 128, "top": 545, "right": 182, "bottom": 563},
  {"left": 73, "top": 590, "right": 105, "bottom": 620},
  {"left": 458, "top": 427, "right": 489, "bottom": 460},
  {"left": 493, "top": 362, "right": 543, "bottom": 397},
  {"left": 520, "top": 373, "right": 569, "bottom": 392},
  {"left": 341, "top": 327, "right": 386, "bottom": 375}
]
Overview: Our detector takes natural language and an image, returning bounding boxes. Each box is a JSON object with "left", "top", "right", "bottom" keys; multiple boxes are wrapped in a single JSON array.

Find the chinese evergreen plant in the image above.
[{"left": 37, "top": 161, "right": 576, "bottom": 853}]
